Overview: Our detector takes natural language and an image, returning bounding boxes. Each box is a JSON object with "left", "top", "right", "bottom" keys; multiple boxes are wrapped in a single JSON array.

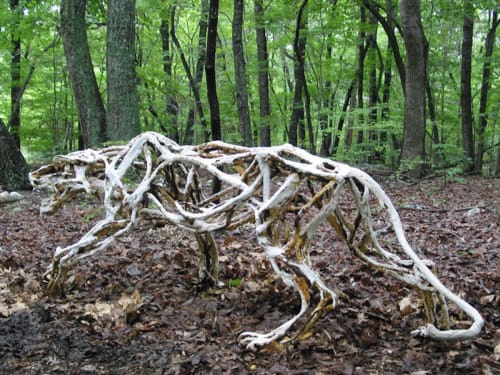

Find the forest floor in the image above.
[{"left": 0, "top": 175, "right": 498, "bottom": 375}]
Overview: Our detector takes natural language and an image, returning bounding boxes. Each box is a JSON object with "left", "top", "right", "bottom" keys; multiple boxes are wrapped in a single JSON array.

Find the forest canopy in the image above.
[{"left": 0, "top": 0, "right": 499, "bottom": 177}]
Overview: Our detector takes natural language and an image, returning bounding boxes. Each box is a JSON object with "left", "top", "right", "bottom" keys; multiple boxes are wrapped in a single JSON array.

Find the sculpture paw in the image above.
[
  {"left": 238, "top": 330, "right": 286, "bottom": 351},
  {"left": 411, "top": 324, "right": 430, "bottom": 338}
]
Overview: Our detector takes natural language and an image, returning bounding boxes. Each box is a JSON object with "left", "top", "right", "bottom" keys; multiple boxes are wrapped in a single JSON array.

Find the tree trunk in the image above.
[
  {"left": 232, "top": 0, "right": 252, "bottom": 146},
  {"left": 170, "top": 2, "right": 208, "bottom": 144},
  {"left": 160, "top": 6, "right": 179, "bottom": 142},
  {"left": 289, "top": 0, "right": 308, "bottom": 148},
  {"left": 363, "top": 0, "right": 406, "bottom": 94},
  {"left": 206, "top": 0, "right": 221, "bottom": 141},
  {"left": 0, "top": 117, "right": 30, "bottom": 190},
  {"left": 254, "top": 0, "right": 271, "bottom": 147},
  {"left": 400, "top": 0, "right": 427, "bottom": 178},
  {"left": 460, "top": 0, "right": 475, "bottom": 173},
  {"left": 367, "top": 10, "right": 379, "bottom": 162},
  {"left": 61, "top": 0, "right": 107, "bottom": 148},
  {"left": 9, "top": 0, "right": 21, "bottom": 149},
  {"left": 106, "top": 0, "right": 140, "bottom": 142},
  {"left": 356, "top": 5, "right": 366, "bottom": 148},
  {"left": 380, "top": 0, "right": 394, "bottom": 163},
  {"left": 319, "top": 46, "right": 333, "bottom": 157},
  {"left": 332, "top": 77, "right": 357, "bottom": 156},
  {"left": 344, "top": 88, "right": 356, "bottom": 149},
  {"left": 496, "top": 147, "right": 500, "bottom": 176},
  {"left": 476, "top": 11, "right": 499, "bottom": 172}
]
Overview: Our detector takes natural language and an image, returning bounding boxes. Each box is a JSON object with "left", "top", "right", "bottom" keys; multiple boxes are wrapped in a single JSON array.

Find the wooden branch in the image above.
[{"left": 30, "top": 131, "right": 484, "bottom": 349}]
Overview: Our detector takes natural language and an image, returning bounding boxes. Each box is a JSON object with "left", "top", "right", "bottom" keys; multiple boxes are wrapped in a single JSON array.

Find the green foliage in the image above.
[
  {"left": 0, "top": 0, "right": 498, "bottom": 175},
  {"left": 228, "top": 278, "right": 243, "bottom": 288}
]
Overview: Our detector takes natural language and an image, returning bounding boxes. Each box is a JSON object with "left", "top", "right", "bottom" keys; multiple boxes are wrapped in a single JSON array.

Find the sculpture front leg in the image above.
[{"left": 239, "top": 260, "right": 311, "bottom": 351}]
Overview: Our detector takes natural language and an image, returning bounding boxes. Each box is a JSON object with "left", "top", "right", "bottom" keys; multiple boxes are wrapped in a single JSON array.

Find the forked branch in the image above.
[{"left": 30, "top": 132, "right": 484, "bottom": 349}]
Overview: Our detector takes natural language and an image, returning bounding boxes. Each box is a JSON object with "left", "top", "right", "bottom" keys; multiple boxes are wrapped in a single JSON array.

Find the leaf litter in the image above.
[{"left": 0, "top": 175, "right": 498, "bottom": 374}]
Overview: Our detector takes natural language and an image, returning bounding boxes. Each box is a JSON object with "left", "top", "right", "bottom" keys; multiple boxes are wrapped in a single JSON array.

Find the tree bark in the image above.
[
  {"left": 206, "top": 0, "right": 221, "bottom": 141},
  {"left": 476, "top": 11, "right": 498, "bottom": 172},
  {"left": 333, "top": 77, "right": 357, "bottom": 156},
  {"left": 289, "top": 0, "right": 308, "bottom": 148},
  {"left": 0, "top": 117, "right": 30, "bottom": 190},
  {"left": 106, "top": 0, "right": 140, "bottom": 142},
  {"left": 319, "top": 46, "right": 333, "bottom": 156},
  {"left": 460, "top": 0, "right": 475, "bottom": 173},
  {"left": 160, "top": 6, "right": 179, "bottom": 142},
  {"left": 9, "top": 0, "right": 21, "bottom": 149},
  {"left": 356, "top": 5, "right": 367, "bottom": 147},
  {"left": 61, "top": 0, "right": 107, "bottom": 148},
  {"left": 232, "top": 0, "right": 252, "bottom": 146},
  {"left": 367, "top": 10, "right": 379, "bottom": 161},
  {"left": 400, "top": 0, "right": 427, "bottom": 178},
  {"left": 363, "top": 0, "right": 406, "bottom": 93},
  {"left": 254, "top": 0, "right": 271, "bottom": 147},
  {"left": 170, "top": 2, "right": 208, "bottom": 144},
  {"left": 380, "top": 0, "right": 394, "bottom": 162}
]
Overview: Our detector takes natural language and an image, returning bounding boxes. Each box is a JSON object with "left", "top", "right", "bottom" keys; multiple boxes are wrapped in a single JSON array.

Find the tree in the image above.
[
  {"left": 0, "top": 117, "right": 30, "bottom": 190},
  {"left": 61, "top": 0, "right": 106, "bottom": 149},
  {"left": 9, "top": 0, "right": 21, "bottom": 149},
  {"left": 170, "top": 1, "right": 209, "bottom": 144},
  {"left": 356, "top": 5, "right": 367, "bottom": 147},
  {"left": 232, "top": 0, "right": 252, "bottom": 146},
  {"left": 206, "top": 0, "right": 221, "bottom": 141},
  {"left": 254, "top": 0, "right": 271, "bottom": 147},
  {"left": 400, "top": 0, "right": 427, "bottom": 178},
  {"left": 363, "top": 0, "right": 406, "bottom": 91},
  {"left": 160, "top": 6, "right": 179, "bottom": 142},
  {"left": 289, "top": 0, "right": 309, "bottom": 148},
  {"left": 476, "top": 10, "right": 498, "bottom": 172},
  {"left": 460, "top": 0, "right": 475, "bottom": 173},
  {"left": 106, "top": 0, "right": 140, "bottom": 142},
  {"left": 2, "top": 0, "right": 499, "bottom": 177}
]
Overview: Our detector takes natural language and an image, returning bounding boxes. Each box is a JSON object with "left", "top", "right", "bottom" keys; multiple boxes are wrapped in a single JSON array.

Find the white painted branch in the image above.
[{"left": 30, "top": 131, "right": 484, "bottom": 347}]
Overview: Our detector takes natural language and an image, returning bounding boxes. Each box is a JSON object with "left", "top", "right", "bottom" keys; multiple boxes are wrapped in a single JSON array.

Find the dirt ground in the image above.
[{"left": 0, "top": 175, "right": 498, "bottom": 374}]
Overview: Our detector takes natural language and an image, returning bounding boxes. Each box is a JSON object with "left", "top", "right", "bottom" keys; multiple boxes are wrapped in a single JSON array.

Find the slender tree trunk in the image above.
[
  {"left": 0, "top": 117, "right": 30, "bottom": 190},
  {"left": 9, "top": 0, "right": 21, "bottom": 149},
  {"left": 171, "top": 2, "right": 208, "bottom": 144},
  {"left": 476, "top": 11, "right": 499, "bottom": 172},
  {"left": 160, "top": 6, "right": 179, "bottom": 142},
  {"left": 61, "top": 0, "right": 106, "bottom": 148},
  {"left": 496, "top": 146, "right": 500, "bottom": 176},
  {"left": 400, "top": 0, "right": 427, "bottom": 178},
  {"left": 380, "top": 0, "right": 394, "bottom": 163},
  {"left": 254, "top": 0, "right": 271, "bottom": 146},
  {"left": 232, "top": 0, "right": 252, "bottom": 146},
  {"left": 106, "top": 0, "right": 140, "bottom": 142},
  {"left": 289, "top": 0, "right": 308, "bottom": 148},
  {"left": 356, "top": 5, "right": 367, "bottom": 147},
  {"left": 333, "top": 77, "right": 357, "bottom": 156},
  {"left": 460, "top": 0, "right": 475, "bottom": 173},
  {"left": 363, "top": 0, "right": 405, "bottom": 93},
  {"left": 345, "top": 88, "right": 356, "bottom": 148},
  {"left": 367, "top": 11, "right": 379, "bottom": 161},
  {"left": 319, "top": 46, "right": 333, "bottom": 156},
  {"left": 206, "top": 0, "right": 221, "bottom": 141}
]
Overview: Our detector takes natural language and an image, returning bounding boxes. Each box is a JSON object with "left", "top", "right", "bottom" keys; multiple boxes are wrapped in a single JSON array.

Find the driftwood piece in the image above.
[{"left": 30, "top": 132, "right": 484, "bottom": 349}]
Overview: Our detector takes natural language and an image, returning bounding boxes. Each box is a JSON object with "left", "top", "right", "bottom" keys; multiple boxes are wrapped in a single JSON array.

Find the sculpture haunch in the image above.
[{"left": 30, "top": 131, "right": 483, "bottom": 350}]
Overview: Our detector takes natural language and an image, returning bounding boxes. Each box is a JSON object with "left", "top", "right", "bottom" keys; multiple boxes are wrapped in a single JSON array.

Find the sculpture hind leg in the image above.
[
  {"left": 195, "top": 232, "right": 220, "bottom": 285},
  {"left": 46, "top": 216, "right": 133, "bottom": 295}
]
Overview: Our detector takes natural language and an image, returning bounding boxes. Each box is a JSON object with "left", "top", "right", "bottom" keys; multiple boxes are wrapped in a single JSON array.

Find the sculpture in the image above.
[{"left": 30, "top": 132, "right": 483, "bottom": 350}]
